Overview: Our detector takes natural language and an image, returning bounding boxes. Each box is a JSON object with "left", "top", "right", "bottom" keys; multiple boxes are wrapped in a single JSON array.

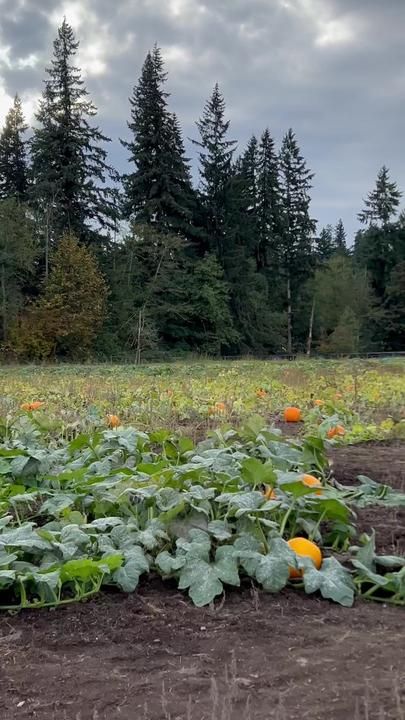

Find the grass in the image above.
[{"left": 0, "top": 358, "right": 404, "bottom": 441}]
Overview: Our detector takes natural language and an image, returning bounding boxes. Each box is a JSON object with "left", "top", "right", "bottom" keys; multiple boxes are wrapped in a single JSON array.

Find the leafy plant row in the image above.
[{"left": 0, "top": 415, "right": 404, "bottom": 610}]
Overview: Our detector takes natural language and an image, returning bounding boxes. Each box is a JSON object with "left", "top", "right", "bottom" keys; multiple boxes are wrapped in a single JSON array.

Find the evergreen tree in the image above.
[
  {"left": 0, "top": 95, "right": 28, "bottom": 201},
  {"left": 256, "top": 128, "right": 282, "bottom": 272},
  {"left": 334, "top": 218, "right": 348, "bottom": 254},
  {"left": 358, "top": 166, "right": 401, "bottom": 228},
  {"left": 278, "top": 129, "right": 316, "bottom": 352},
  {"left": 122, "top": 47, "right": 195, "bottom": 237},
  {"left": 193, "top": 84, "right": 237, "bottom": 259},
  {"left": 31, "top": 19, "right": 117, "bottom": 247},
  {"left": 316, "top": 225, "right": 334, "bottom": 262},
  {"left": 383, "top": 262, "right": 405, "bottom": 350},
  {"left": 0, "top": 199, "right": 36, "bottom": 343}
]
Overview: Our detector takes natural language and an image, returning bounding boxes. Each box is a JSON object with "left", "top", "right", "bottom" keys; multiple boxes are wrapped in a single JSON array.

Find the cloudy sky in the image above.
[{"left": 0, "top": 0, "right": 404, "bottom": 241}]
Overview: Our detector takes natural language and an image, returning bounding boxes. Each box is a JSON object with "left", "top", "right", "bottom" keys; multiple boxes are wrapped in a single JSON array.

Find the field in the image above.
[{"left": 0, "top": 359, "right": 405, "bottom": 719}]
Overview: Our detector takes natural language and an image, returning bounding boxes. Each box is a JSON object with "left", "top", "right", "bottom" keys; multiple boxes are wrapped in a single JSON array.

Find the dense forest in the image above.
[{"left": 0, "top": 19, "right": 404, "bottom": 361}]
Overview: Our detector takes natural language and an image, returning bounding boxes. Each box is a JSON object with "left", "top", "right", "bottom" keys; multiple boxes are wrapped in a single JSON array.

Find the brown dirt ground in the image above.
[{"left": 1, "top": 442, "right": 405, "bottom": 720}]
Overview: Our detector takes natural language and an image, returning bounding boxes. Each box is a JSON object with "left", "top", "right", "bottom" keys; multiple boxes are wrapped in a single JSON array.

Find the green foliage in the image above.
[
  {"left": 0, "top": 413, "right": 404, "bottom": 610},
  {"left": 11, "top": 235, "right": 107, "bottom": 359},
  {"left": 0, "top": 199, "right": 37, "bottom": 344},
  {"left": 0, "top": 95, "right": 28, "bottom": 201},
  {"left": 30, "top": 19, "right": 117, "bottom": 244}
]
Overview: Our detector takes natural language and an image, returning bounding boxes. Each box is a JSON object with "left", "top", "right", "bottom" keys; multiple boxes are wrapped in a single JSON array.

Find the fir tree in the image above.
[
  {"left": 358, "top": 166, "right": 401, "bottom": 228},
  {"left": 193, "top": 84, "right": 237, "bottom": 259},
  {"left": 122, "top": 47, "right": 194, "bottom": 237},
  {"left": 0, "top": 95, "right": 28, "bottom": 201},
  {"left": 316, "top": 225, "right": 334, "bottom": 262},
  {"left": 334, "top": 218, "right": 348, "bottom": 254},
  {"left": 31, "top": 19, "right": 117, "bottom": 247},
  {"left": 256, "top": 128, "right": 281, "bottom": 271},
  {"left": 279, "top": 129, "right": 316, "bottom": 352}
]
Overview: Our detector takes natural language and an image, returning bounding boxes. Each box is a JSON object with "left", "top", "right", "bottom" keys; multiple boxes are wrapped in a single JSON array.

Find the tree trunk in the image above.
[
  {"left": 135, "top": 307, "right": 144, "bottom": 365},
  {"left": 1, "top": 264, "right": 7, "bottom": 342},
  {"left": 45, "top": 207, "right": 50, "bottom": 281},
  {"left": 306, "top": 297, "right": 315, "bottom": 356},
  {"left": 287, "top": 275, "right": 292, "bottom": 354}
]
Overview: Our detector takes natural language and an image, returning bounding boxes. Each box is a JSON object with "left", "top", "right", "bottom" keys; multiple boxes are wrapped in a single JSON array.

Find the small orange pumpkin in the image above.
[
  {"left": 301, "top": 474, "right": 323, "bottom": 495},
  {"left": 107, "top": 414, "right": 120, "bottom": 428},
  {"left": 327, "top": 424, "right": 345, "bottom": 439},
  {"left": 214, "top": 402, "right": 226, "bottom": 413},
  {"left": 20, "top": 401, "right": 44, "bottom": 412},
  {"left": 287, "top": 537, "right": 322, "bottom": 578},
  {"left": 283, "top": 406, "right": 302, "bottom": 423}
]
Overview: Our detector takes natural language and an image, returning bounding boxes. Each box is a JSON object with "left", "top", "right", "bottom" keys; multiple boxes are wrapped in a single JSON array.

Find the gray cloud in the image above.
[{"left": 0, "top": 0, "right": 404, "bottom": 240}]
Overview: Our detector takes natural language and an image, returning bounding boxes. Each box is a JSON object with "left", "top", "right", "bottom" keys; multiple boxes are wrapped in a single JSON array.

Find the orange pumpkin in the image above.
[
  {"left": 287, "top": 537, "right": 322, "bottom": 578},
  {"left": 107, "top": 414, "right": 120, "bottom": 428},
  {"left": 301, "top": 474, "right": 323, "bottom": 495},
  {"left": 20, "top": 401, "right": 44, "bottom": 412},
  {"left": 283, "top": 406, "right": 302, "bottom": 423},
  {"left": 327, "top": 424, "right": 345, "bottom": 439},
  {"left": 214, "top": 402, "right": 226, "bottom": 413}
]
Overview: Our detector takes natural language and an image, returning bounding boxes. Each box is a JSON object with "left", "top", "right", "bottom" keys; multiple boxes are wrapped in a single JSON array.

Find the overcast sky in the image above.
[{"left": 0, "top": 0, "right": 404, "bottom": 241}]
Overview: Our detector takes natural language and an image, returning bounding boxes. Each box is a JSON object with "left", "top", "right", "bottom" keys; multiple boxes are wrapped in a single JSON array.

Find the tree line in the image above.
[{"left": 0, "top": 20, "right": 404, "bottom": 361}]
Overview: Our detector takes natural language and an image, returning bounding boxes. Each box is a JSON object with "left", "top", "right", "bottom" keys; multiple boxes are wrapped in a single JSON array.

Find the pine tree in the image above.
[
  {"left": 0, "top": 95, "right": 28, "bottom": 201},
  {"left": 256, "top": 128, "right": 282, "bottom": 271},
  {"left": 358, "top": 166, "right": 401, "bottom": 228},
  {"left": 279, "top": 129, "right": 316, "bottom": 352},
  {"left": 316, "top": 225, "right": 334, "bottom": 262},
  {"left": 193, "top": 84, "right": 237, "bottom": 259},
  {"left": 122, "top": 47, "right": 194, "bottom": 237},
  {"left": 0, "top": 199, "right": 36, "bottom": 343},
  {"left": 31, "top": 19, "right": 117, "bottom": 248},
  {"left": 334, "top": 218, "right": 348, "bottom": 254}
]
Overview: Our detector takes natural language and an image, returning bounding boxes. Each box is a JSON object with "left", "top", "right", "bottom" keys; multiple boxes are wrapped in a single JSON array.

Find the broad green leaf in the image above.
[
  {"left": 303, "top": 557, "right": 355, "bottom": 607},
  {"left": 215, "top": 546, "right": 240, "bottom": 586},
  {"left": 156, "top": 487, "right": 182, "bottom": 511},
  {"left": 155, "top": 550, "right": 185, "bottom": 574},
  {"left": 207, "top": 520, "right": 232, "bottom": 540},
  {"left": 113, "top": 548, "right": 148, "bottom": 592},
  {"left": 40, "top": 494, "right": 76, "bottom": 516},
  {"left": 0, "top": 550, "right": 17, "bottom": 566},
  {"left": 240, "top": 458, "right": 276, "bottom": 487},
  {"left": 179, "top": 558, "right": 223, "bottom": 607},
  {"left": 0, "top": 569, "right": 16, "bottom": 587},
  {"left": 256, "top": 539, "right": 294, "bottom": 592}
]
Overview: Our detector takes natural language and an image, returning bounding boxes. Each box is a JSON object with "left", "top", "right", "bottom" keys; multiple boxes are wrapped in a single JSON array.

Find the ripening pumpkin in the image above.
[
  {"left": 214, "top": 402, "right": 226, "bottom": 413},
  {"left": 30, "top": 401, "right": 44, "bottom": 411},
  {"left": 327, "top": 424, "right": 345, "bottom": 439},
  {"left": 283, "top": 406, "right": 302, "bottom": 423},
  {"left": 287, "top": 537, "right": 322, "bottom": 578},
  {"left": 21, "top": 401, "right": 44, "bottom": 412},
  {"left": 301, "top": 474, "right": 323, "bottom": 495},
  {"left": 107, "top": 414, "right": 120, "bottom": 428}
]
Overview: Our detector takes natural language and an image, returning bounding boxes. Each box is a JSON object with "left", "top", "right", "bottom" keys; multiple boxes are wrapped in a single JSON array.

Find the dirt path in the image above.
[{"left": 1, "top": 442, "right": 404, "bottom": 720}]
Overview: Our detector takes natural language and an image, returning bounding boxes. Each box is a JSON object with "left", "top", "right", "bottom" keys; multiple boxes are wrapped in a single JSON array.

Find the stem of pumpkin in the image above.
[{"left": 279, "top": 504, "right": 294, "bottom": 538}]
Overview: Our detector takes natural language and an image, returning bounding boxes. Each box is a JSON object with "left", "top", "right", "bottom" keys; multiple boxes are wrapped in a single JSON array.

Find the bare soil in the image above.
[{"left": 1, "top": 442, "right": 405, "bottom": 720}]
